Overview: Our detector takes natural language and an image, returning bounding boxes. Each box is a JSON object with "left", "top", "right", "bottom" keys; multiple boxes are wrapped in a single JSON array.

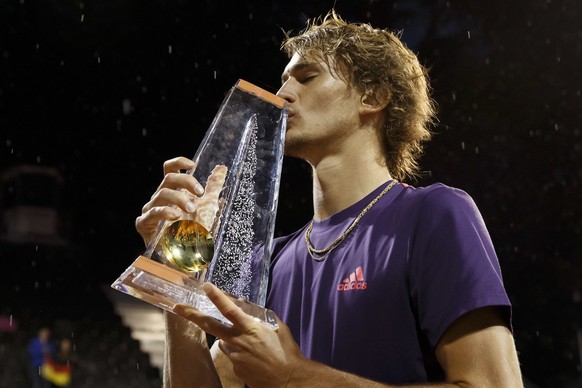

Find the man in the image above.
[
  {"left": 27, "top": 326, "right": 55, "bottom": 388},
  {"left": 136, "top": 12, "right": 523, "bottom": 387}
]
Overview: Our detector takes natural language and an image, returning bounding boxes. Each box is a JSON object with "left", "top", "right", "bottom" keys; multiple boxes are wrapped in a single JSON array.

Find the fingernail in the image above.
[{"left": 195, "top": 183, "right": 204, "bottom": 195}]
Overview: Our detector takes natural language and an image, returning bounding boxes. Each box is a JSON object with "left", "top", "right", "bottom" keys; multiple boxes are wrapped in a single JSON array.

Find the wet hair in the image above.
[{"left": 282, "top": 11, "right": 435, "bottom": 181}]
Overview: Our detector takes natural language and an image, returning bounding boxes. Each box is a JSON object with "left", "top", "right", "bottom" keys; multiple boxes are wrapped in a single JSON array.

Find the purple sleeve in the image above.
[{"left": 409, "top": 185, "right": 511, "bottom": 348}]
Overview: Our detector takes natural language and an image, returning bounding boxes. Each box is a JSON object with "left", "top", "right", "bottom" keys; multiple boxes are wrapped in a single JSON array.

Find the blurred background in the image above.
[{"left": 1, "top": 0, "right": 581, "bottom": 387}]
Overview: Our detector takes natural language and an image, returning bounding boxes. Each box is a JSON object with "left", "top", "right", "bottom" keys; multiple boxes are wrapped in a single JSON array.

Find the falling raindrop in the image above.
[
  {"left": 168, "top": 45, "right": 172, "bottom": 54},
  {"left": 81, "top": 14, "right": 84, "bottom": 22},
  {"left": 467, "top": 30, "right": 471, "bottom": 39},
  {"left": 142, "top": 128, "right": 147, "bottom": 137},
  {"left": 122, "top": 99, "right": 132, "bottom": 115}
]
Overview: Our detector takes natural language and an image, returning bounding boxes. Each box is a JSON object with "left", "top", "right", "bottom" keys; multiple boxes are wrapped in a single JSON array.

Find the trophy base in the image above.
[{"left": 111, "top": 256, "right": 278, "bottom": 329}]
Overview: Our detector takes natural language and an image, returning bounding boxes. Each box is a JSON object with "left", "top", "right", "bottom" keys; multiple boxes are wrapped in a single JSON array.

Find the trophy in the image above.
[{"left": 112, "top": 80, "right": 287, "bottom": 329}]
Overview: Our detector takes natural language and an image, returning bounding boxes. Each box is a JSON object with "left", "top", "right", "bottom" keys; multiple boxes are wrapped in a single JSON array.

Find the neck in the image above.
[{"left": 310, "top": 139, "right": 392, "bottom": 221}]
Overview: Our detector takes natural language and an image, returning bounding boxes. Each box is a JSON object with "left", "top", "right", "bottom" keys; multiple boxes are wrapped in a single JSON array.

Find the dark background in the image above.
[{"left": 1, "top": 0, "right": 581, "bottom": 387}]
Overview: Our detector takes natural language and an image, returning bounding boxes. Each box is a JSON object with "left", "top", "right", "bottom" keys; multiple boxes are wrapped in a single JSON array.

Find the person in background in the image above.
[
  {"left": 136, "top": 11, "right": 523, "bottom": 387},
  {"left": 27, "top": 326, "right": 55, "bottom": 388},
  {"left": 45, "top": 338, "right": 74, "bottom": 388}
]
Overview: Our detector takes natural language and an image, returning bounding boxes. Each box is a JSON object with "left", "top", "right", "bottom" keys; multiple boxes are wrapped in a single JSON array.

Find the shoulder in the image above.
[
  {"left": 398, "top": 182, "right": 481, "bottom": 221},
  {"left": 400, "top": 182, "right": 474, "bottom": 205}
]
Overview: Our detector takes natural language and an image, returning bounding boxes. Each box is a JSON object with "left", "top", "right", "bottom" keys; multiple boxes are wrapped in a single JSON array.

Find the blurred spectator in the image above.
[
  {"left": 43, "top": 337, "right": 74, "bottom": 387},
  {"left": 27, "top": 326, "right": 55, "bottom": 388}
]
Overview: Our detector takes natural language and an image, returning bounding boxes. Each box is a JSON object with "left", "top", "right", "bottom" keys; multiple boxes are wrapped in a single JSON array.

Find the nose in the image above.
[{"left": 276, "top": 80, "right": 296, "bottom": 104}]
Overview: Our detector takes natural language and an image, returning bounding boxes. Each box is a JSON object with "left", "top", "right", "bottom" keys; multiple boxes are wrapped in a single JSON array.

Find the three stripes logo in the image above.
[{"left": 337, "top": 266, "right": 367, "bottom": 291}]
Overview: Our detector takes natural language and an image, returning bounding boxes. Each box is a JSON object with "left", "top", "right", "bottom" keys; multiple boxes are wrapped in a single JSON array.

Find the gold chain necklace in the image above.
[{"left": 304, "top": 180, "right": 398, "bottom": 261}]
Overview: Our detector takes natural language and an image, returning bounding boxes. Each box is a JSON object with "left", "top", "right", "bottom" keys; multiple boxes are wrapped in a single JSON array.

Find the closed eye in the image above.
[
  {"left": 281, "top": 62, "right": 321, "bottom": 86},
  {"left": 300, "top": 74, "right": 317, "bottom": 84}
]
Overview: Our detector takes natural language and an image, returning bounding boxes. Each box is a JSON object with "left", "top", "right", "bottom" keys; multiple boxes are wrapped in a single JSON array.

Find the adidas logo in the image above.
[{"left": 337, "top": 266, "right": 368, "bottom": 291}]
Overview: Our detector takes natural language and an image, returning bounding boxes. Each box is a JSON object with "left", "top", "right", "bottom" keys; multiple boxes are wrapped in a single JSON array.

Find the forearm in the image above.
[
  {"left": 286, "top": 358, "right": 458, "bottom": 388},
  {"left": 163, "top": 312, "right": 221, "bottom": 388}
]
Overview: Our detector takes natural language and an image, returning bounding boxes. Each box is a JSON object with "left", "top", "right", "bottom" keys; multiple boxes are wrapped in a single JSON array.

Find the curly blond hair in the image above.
[{"left": 282, "top": 11, "right": 435, "bottom": 181}]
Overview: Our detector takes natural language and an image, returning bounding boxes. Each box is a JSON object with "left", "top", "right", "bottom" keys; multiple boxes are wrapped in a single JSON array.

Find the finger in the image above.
[
  {"left": 157, "top": 172, "right": 205, "bottom": 197},
  {"left": 136, "top": 205, "right": 181, "bottom": 229},
  {"left": 163, "top": 157, "right": 196, "bottom": 175},
  {"left": 142, "top": 187, "right": 198, "bottom": 215},
  {"left": 173, "top": 304, "right": 235, "bottom": 339},
  {"left": 202, "top": 283, "right": 257, "bottom": 333},
  {"left": 135, "top": 206, "right": 182, "bottom": 245}
]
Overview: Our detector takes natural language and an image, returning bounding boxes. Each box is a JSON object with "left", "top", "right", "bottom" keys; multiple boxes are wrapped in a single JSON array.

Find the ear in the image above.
[{"left": 359, "top": 92, "right": 390, "bottom": 115}]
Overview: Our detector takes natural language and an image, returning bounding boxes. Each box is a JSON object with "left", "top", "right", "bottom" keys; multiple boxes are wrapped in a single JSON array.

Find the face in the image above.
[
  {"left": 38, "top": 328, "right": 50, "bottom": 342},
  {"left": 277, "top": 52, "right": 363, "bottom": 162}
]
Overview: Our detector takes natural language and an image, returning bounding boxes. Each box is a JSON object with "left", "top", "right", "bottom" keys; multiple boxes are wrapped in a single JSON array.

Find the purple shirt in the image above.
[{"left": 266, "top": 181, "right": 511, "bottom": 384}]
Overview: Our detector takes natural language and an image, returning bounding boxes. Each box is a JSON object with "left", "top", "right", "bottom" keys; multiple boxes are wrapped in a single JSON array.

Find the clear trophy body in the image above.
[{"left": 112, "top": 80, "right": 287, "bottom": 329}]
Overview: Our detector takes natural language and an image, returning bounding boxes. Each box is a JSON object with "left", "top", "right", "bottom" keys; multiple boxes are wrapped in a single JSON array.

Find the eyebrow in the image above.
[{"left": 281, "top": 62, "right": 320, "bottom": 84}]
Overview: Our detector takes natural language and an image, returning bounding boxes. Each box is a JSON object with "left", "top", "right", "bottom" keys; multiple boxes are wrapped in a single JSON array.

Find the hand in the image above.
[
  {"left": 136, "top": 156, "right": 205, "bottom": 245},
  {"left": 173, "top": 283, "right": 304, "bottom": 388}
]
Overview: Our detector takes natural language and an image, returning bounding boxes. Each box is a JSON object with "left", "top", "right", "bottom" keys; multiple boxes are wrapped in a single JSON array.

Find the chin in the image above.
[{"left": 283, "top": 138, "right": 307, "bottom": 159}]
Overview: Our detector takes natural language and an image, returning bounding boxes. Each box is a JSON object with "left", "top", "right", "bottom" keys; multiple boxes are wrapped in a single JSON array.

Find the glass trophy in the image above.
[{"left": 112, "top": 79, "right": 287, "bottom": 329}]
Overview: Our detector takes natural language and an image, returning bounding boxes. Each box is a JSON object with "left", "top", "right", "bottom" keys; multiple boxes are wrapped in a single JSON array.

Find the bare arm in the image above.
[
  {"left": 175, "top": 284, "right": 523, "bottom": 388},
  {"left": 435, "top": 306, "right": 523, "bottom": 387},
  {"left": 163, "top": 312, "right": 221, "bottom": 388},
  {"left": 164, "top": 312, "right": 246, "bottom": 388}
]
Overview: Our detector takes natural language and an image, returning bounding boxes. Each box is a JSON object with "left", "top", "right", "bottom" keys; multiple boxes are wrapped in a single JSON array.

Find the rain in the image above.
[{"left": 1, "top": 1, "right": 581, "bottom": 387}]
